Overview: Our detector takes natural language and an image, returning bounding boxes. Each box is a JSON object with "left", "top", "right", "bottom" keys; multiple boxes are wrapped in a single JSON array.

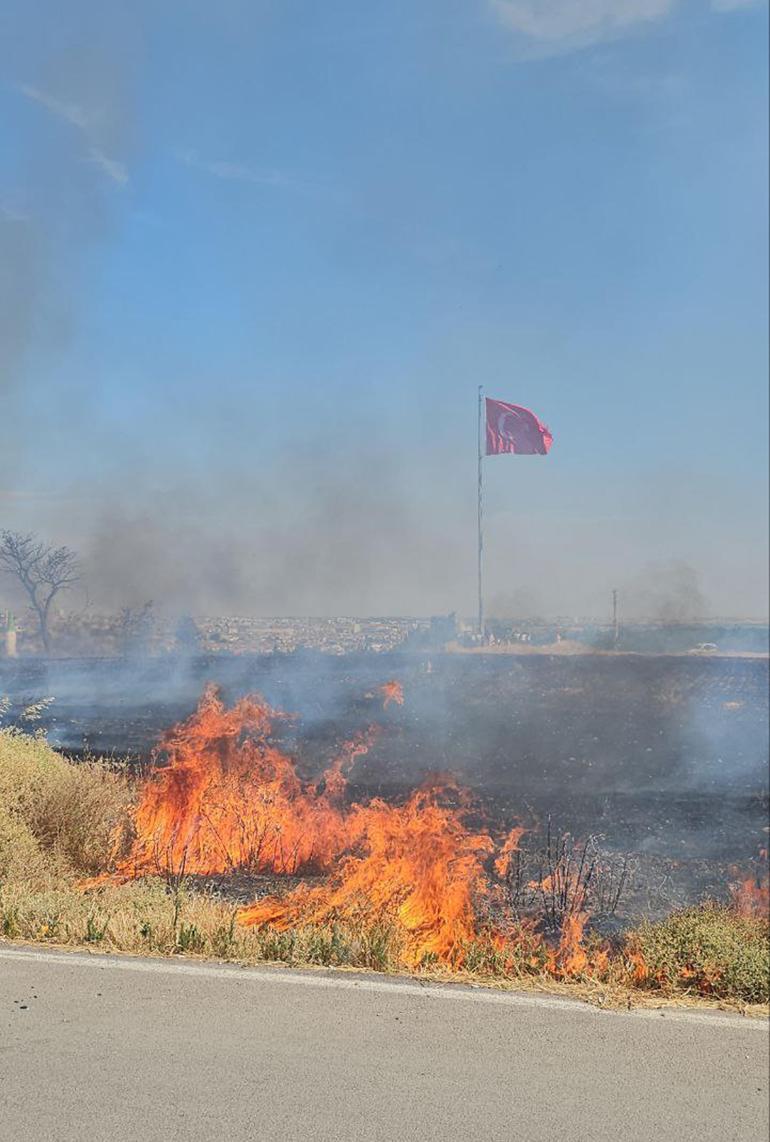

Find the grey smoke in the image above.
[
  {"left": 0, "top": 211, "right": 46, "bottom": 416},
  {"left": 0, "top": 1, "right": 136, "bottom": 483},
  {"left": 622, "top": 560, "right": 708, "bottom": 622},
  {"left": 487, "top": 587, "right": 544, "bottom": 620},
  {"left": 82, "top": 439, "right": 467, "bottom": 617},
  {"left": 2, "top": 4, "right": 765, "bottom": 621}
]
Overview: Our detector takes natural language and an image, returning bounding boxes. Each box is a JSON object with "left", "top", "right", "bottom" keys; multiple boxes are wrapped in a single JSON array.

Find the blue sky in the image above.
[{"left": 1, "top": 0, "right": 767, "bottom": 617}]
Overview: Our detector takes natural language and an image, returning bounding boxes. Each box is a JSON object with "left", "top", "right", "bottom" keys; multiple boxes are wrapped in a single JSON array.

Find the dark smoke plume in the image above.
[{"left": 622, "top": 560, "right": 708, "bottom": 622}]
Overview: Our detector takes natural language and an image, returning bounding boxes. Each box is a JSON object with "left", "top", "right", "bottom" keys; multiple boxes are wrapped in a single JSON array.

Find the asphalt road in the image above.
[{"left": 1, "top": 947, "right": 767, "bottom": 1142}]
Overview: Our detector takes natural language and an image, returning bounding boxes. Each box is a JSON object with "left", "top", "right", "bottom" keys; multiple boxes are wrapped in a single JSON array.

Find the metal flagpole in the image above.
[{"left": 477, "top": 385, "right": 484, "bottom": 640}]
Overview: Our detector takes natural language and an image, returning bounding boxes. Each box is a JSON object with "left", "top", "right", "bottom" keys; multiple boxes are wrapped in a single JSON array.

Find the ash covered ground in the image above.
[{"left": 1, "top": 651, "right": 767, "bottom": 915}]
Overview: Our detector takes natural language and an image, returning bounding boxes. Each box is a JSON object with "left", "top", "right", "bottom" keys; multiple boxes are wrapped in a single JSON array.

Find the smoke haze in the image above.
[{"left": 1, "top": 0, "right": 767, "bottom": 619}]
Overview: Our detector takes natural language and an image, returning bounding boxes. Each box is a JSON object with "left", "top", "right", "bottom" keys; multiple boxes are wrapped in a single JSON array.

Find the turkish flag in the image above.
[{"left": 486, "top": 399, "right": 553, "bottom": 456}]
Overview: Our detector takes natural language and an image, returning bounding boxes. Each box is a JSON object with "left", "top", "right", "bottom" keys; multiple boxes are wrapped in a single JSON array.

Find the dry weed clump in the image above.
[{"left": 0, "top": 725, "right": 134, "bottom": 881}]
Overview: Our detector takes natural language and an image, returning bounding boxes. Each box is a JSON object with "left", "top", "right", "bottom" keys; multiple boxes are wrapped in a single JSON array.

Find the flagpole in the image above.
[{"left": 477, "top": 385, "right": 484, "bottom": 640}]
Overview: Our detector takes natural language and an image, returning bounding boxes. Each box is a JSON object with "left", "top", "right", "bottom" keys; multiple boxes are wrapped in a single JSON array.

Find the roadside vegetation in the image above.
[
  {"left": 0, "top": 710, "right": 133, "bottom": 884},
  {"left": 1, "top": 721, "right": 767, "bottom": 1010}
]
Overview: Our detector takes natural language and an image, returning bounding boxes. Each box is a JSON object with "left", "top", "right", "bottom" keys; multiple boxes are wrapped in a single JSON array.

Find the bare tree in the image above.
[{"left": 0, "top": 531, "right": 80, "bottom": 654}]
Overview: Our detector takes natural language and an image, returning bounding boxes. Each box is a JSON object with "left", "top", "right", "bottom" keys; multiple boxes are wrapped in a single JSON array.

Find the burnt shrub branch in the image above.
[{"left": 505, "top": 818, "right": 632, "bottom": 930}]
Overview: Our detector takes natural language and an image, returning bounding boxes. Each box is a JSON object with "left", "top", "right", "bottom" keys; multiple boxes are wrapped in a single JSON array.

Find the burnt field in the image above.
[{"left": 1, "top": 651, "right": 767, "bottom": 889}]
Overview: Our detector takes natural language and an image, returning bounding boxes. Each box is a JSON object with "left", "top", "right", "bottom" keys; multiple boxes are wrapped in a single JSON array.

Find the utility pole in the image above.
[{"left": 612, "top": 588, "right": 619, "bottom": 647}]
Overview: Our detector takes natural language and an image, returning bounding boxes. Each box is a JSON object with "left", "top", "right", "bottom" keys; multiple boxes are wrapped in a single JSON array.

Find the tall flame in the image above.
[
  {"left": 240, "top": 779, "right": 493, "bottom": 966},
  {"left": 116, "top": 684, "right": 374, "bottom": 878},
  {"left": 106, "top": 686, "right": 618, "bottom": 976}
]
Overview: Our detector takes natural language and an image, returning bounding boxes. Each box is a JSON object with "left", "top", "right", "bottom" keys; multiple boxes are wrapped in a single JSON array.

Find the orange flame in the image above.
[
  {"left": 115, "top": 685, "right": 374, "bottom": 878},
  {"left": 627, "top": 948, "right": 649, "bottom": 984},
  {"left": 102, "top": 686, "right": 605, "bottom": 975},
  {"left": 494, "top": 826, "right": 526, "bottom": 879},
  {"left": 549, "top": 912, "right": 590, "bottom": 976},
  {"left": 729, "top": 850, "right": 770, "bottom": 918},
  {"left": 240, "top": 778, "right": 493, "bottom": 967},
  {"left": 380, "top": 680, "right": 405, "bottom": 709}
]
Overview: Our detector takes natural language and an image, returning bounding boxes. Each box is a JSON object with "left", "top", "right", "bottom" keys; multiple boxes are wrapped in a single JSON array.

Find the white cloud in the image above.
[
  {"left": 490, "top": 0, "right": 675, "bottom": 46},
  {"left": 17, "top": 83, "right": 127, "bottom": 186},
  {"left": 490, "top": 0, "right": 766, "bottom": 50},
  {"left": 177, "top": 149, "right": 321, "bottom": 195},
  {"left": 18, "top": 84, "right": 93, "bottom": 130},
  {"left": 87, "top": 148, "right": 129, "bottom": 186},
  {"left": 178, "top": 149, "right": 292, "bottom": 188}
]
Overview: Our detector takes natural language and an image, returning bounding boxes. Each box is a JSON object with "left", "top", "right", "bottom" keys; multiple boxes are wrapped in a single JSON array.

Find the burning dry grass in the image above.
[
  {"left": 0, "top": 878, "right": 403, "bottom": 972},
  {"left": 0, "top": 693, "right": 768, "bottom": 1008},
  {"left": 238, "top": 780, "right": 496, "bottom": 968},
  {"left": 109, "top": 688, "right": 375, "bottom": 881}
]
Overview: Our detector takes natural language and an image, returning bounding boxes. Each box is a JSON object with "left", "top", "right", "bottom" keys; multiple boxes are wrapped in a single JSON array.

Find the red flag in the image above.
[{"left": 485, "top": 399, "right": 553, "bottom": 456}]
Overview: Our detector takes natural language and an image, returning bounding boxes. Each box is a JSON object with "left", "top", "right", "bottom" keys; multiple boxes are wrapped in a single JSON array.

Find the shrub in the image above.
[
  {"left": 627, "top": 903, "right": 770, "bottom": 1004},
  {"left": 0, "top": 803, "right": 51, "bottom": 884},
  {"left": 0, "top": 726, "right": 134, "bottom": 881}
]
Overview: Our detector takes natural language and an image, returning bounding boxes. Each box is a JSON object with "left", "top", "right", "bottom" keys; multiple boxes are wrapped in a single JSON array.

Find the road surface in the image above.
[{"left": 1, "top": 946, "right": 767, "bottom": 1142}]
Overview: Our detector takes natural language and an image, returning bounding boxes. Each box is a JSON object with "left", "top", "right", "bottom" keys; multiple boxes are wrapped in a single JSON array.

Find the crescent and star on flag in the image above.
[{"left": 485, "top": 398, "right": 553, "bottom": 456}]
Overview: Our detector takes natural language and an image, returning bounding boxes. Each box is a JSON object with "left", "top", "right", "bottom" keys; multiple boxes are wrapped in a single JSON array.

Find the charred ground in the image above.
[{"left": 1, "top": 652, "right": 766, "bottom": 883}]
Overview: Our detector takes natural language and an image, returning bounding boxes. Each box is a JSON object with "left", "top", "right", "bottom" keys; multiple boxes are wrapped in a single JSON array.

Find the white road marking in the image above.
[{"left": 1, "top": 944, "right": 767, "bottom": 1031}]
